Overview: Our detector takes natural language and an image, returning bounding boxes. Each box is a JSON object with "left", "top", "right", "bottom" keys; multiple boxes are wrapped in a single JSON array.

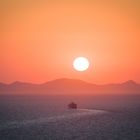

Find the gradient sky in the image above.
[{"left": 1, "top": 0, "right": 140, "bottom": 84}]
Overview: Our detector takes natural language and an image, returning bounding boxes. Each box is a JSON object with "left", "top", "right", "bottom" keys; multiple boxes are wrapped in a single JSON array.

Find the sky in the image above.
[{"left": 1, "top": 0, "right": 140, "bottom": 84}]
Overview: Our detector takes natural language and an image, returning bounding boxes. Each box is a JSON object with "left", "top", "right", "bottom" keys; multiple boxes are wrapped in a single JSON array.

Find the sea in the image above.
[{"left": 0, "top": 94, "right": 140, "bottom": 140}]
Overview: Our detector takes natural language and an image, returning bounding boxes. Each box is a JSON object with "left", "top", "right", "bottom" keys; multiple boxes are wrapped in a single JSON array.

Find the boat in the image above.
[{"left": 68, "top": 102, "right": 77, "bottom": 109}]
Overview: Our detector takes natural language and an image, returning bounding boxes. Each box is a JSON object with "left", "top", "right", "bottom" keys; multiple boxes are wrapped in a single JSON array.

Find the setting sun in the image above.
[{"left": 73, "top": 57, "right": 89, "bottom": 72}]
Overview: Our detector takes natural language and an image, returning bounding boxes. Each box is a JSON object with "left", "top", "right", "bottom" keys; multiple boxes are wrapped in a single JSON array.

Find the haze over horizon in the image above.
[{"left": 0, "top": 78, "right": 140, "bottom": 85}]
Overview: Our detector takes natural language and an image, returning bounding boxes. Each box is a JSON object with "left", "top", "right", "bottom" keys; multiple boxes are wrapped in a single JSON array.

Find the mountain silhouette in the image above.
[{"left": 0, "top": 78, "right": 140, "bottom": 95}]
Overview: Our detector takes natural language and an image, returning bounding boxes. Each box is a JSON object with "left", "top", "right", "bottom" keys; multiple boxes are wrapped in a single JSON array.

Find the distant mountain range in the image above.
[{"left": 0, "top": 78, "right": 140, "bottom": 95}]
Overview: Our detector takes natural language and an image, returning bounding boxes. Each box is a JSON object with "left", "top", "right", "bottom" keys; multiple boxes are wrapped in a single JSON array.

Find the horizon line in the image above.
[{"left": 0, "top": 78, "right": 139, "bottom": 85}]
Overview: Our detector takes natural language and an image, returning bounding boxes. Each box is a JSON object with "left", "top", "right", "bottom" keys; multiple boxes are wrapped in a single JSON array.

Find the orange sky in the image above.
[{"left": 1, "top": 0, "right": 140, "bottom": 84}]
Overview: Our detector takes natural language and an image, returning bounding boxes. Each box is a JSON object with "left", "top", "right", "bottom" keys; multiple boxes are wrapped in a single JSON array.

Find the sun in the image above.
[{"left": 73, "top": 57, "right": 89, "bottom": 71}]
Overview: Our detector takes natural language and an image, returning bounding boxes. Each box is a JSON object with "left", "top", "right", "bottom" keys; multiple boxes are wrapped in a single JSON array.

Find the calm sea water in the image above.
[{"left": 0, "top": 95, "right": 140, "bottom": 140}]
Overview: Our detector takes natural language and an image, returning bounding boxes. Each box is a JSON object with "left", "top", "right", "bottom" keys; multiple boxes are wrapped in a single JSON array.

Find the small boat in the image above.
[{"left": 68, "top": 102, "right": 77, "bottom": 109}]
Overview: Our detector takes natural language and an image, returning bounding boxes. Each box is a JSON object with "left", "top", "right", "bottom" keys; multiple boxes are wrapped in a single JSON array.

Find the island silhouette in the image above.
[{"left": 0, "top": 78, "right": 140, "bottom": 95}]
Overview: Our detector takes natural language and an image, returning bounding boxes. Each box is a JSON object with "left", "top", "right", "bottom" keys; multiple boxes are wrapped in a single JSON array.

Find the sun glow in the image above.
[{"left": 73, "top": 57, "right": 89, "bottom": 71}]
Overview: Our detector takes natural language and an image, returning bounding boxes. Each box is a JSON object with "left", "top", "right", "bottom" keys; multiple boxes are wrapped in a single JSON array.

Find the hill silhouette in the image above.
[{"left": 0, "top": 78, "right": 140, "bottom": 95}]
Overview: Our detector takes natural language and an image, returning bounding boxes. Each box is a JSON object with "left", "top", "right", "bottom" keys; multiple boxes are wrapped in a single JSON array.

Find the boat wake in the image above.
[{"left": 0, "top": 109, "right": 107, "bottom": 130}]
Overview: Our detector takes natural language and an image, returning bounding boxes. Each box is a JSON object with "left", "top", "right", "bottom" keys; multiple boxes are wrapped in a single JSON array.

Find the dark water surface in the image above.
[{"left": 0, "top": 95, "right": 140, "bottom": 140}]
